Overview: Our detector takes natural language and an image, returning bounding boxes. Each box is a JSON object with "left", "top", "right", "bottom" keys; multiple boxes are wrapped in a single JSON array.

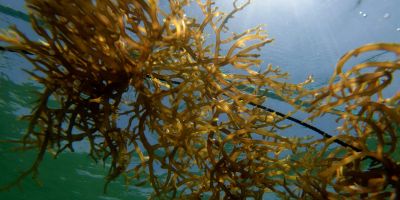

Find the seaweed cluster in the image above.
[
  {"left": 0, "top": 0, "right": 399, "bottom": 199},
  {"left": 296, "top": 43, "right": 400, "bottom": 199}
]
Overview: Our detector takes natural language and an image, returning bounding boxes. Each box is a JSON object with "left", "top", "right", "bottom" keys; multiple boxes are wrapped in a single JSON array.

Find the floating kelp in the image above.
[{"left": 0, "top": 0, "right": 399, "bottom": 199}]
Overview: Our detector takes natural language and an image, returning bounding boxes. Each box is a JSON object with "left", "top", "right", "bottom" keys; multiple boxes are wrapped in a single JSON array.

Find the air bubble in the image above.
[
  {"left": 396, "top": 28, "right": 400, "bottom": 32},
  {"left": 359, "top": 11, "right": 367, "bottom": 17},
  {"left": 383, "top": 13, "right": 390, "bottom": 18}
]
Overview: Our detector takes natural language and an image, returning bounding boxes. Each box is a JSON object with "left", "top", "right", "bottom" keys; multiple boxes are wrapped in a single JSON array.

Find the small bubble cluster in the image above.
[{"left": 359, "top": 11, "right": 367, "bottom": 17}]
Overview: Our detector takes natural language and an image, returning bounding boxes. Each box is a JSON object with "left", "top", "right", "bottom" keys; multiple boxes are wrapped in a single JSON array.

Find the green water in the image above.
[
  {"left": 0, "top": 71, "right": 151, "bottom": 200},
  {"left": 0, "top": 2, "right": 152, "bottom": 198}
]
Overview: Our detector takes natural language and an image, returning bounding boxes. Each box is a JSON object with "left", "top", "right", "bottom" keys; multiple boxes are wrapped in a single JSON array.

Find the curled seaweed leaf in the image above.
[{"left": 299, "top": 43, "right": 400, "bottom": 198}]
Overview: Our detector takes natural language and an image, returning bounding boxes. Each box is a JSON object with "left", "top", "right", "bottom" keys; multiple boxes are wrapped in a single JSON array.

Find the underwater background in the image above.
[{"left": 0, "top": 0, "right": 399, "bottom": 199}]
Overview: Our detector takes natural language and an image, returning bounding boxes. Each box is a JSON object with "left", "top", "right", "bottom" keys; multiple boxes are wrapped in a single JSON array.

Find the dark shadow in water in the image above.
[
  {"left": 0, "top": 68, "right": 38, "bottom": 139},
  {"left": 0, "top": 4, "right": 30, "bottom": 23}
]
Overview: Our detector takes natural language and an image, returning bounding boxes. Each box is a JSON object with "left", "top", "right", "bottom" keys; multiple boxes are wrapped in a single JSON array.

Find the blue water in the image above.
[{"left": 1, "top": 0, "right": 399, "bottom": 199}]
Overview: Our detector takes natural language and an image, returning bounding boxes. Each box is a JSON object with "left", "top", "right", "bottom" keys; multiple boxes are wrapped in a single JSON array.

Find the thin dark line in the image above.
[
  {"left": 1, "top": 47, "right": 361, "bottom": 152},
  {"left": 248, "top": 102, "right": 361, "bottom": 152},
  {"left": 0, "top": 5, "right": 30, "bottom": 23},
  {"left": 0, "top": 46, "right": 33, "bottom": 55},
  {"left": 154, "top": 76, "right": 362, "bottom": 152},
  {"left": 361, "top": 51, "right": 390, "bottom": 63}
]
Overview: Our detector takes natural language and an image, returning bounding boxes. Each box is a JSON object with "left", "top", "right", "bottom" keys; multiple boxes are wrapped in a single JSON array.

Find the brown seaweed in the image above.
[{"left": 0, "top": 0, "right": 399, "bottom": 199}]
